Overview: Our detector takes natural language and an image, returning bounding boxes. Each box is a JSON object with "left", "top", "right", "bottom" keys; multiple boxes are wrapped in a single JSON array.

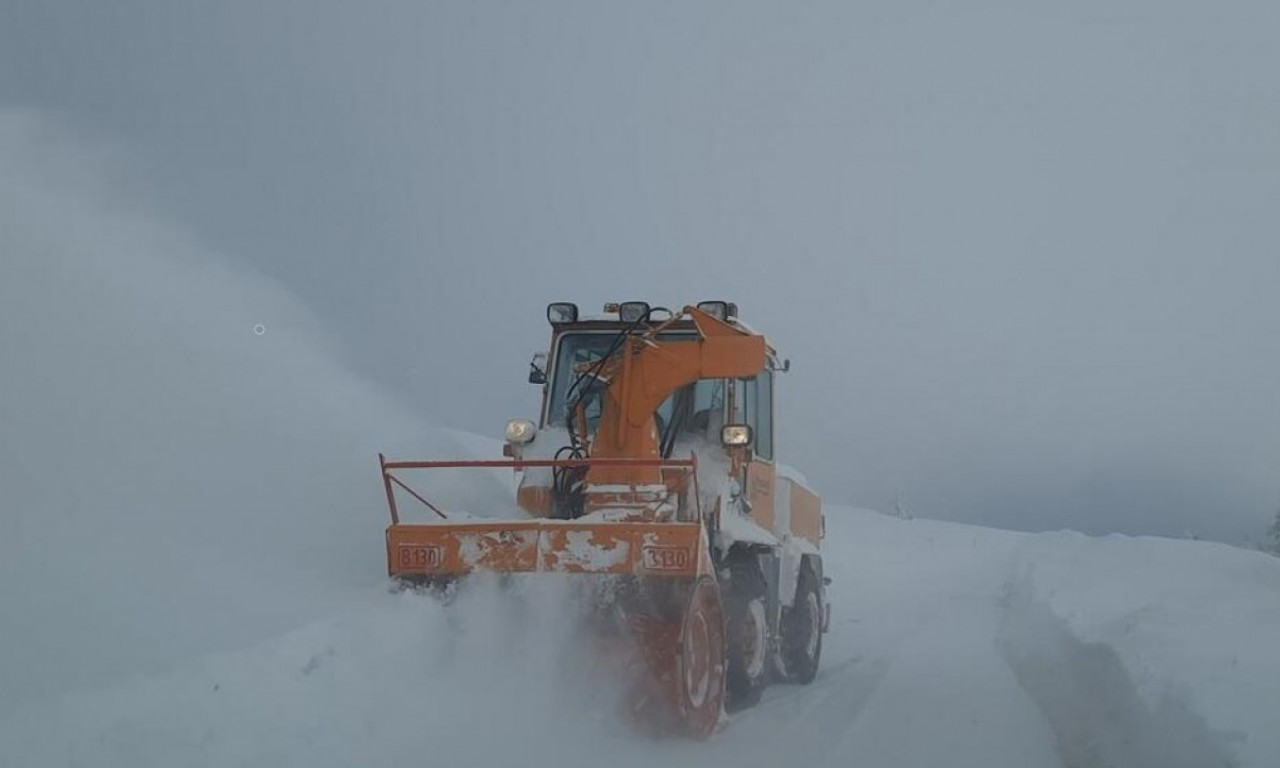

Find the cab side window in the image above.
[
  {"left": 755, "top": 370, "right": 774, "bottom": 460},
  {"left": 731, "top": 373, "right": 774, "bottom": 461}
]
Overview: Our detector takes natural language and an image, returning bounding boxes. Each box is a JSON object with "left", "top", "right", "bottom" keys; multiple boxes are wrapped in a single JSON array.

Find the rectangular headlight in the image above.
[
  {"left": 721, "top": 424, "right": 753, "bottom": 447},
  {"left": 547, "top": 302, "right": 578, "bottom": 324},
  {"left": 505, "top": 419, "right": 537, "bottom": 444},
  {"left": 618, "top": 301, "right": 651, "bottom": 324},
  {"left": 696, "top": 300, "right": 729, "bottom": 320}
]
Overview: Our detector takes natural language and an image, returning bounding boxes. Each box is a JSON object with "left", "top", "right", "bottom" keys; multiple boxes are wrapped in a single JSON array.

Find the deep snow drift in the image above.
[
  {"left": 0, "top": 110, "right": 514, "bottom": 714},
  {"left": 3, "top": 109, "right": 1278, "bottom": 767}
]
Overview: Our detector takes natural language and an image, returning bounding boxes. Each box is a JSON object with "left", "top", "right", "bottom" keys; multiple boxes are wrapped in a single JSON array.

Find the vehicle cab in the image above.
[{"left": 504, "top": 301, "right": 820, "bottom": 556}]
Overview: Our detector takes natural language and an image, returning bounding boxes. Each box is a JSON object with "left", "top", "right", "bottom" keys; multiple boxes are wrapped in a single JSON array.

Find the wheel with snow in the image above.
[
  {"left": 777, "top": 563, "right": 822, "bottom": 684},
  {"left": 675, "top": 575, "right": 727, "bottom": 738},
  {"left": 725, "top": 568, "right": 769, "bottom": 711}
]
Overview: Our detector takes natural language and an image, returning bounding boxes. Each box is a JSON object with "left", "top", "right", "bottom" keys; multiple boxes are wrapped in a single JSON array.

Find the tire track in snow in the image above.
[
  {"left": 708, "top": 656, "right": 889, "bottom": 768},
  {"left": 829, "top": 596, "right": 1064, "bottom": 768},
  {"left": 672, "top": 508, "right": 1066, "bottom": 768}
]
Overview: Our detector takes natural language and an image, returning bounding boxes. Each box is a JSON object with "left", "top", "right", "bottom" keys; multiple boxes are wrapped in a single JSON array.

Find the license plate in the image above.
[
  {"left": 397, "top": 544, "right": 443, "bottom": 571},
  {"left": 642, "top": 545, "right": 692, "bottom": 572}
]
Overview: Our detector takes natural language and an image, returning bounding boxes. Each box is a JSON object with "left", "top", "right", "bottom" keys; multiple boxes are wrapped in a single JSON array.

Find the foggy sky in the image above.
[{"left": 3, "top": 1, "right": 1278, "bottom": 543}]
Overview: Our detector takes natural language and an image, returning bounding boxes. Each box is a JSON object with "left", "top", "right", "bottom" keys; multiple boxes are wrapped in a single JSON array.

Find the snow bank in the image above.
[
  {"left": 1010, "top": 531, "right": 1280, "bottom": 767},
  {"left": 0, "top": 577, "right": 636, "bottom": 768},
  {"left": 825, "top": 508, "right": 1280, "bottom": 767},
  {"left": 0, "top": 110, "right": 514, "bottom": 715}
]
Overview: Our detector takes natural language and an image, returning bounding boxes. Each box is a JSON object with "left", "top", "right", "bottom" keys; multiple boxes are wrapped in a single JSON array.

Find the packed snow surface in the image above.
[{"left": 3, "top": 502, "right": 1277, "bottom": 767}]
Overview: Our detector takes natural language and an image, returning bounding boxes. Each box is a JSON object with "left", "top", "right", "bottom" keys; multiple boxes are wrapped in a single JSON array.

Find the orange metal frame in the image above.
[
  {"left": 379, "top": 454, "right": 701, "bottom": 525},
  {"left": 379, "top": 454, "right": 711, "bottom": 579},
  {"left": 387, "top": 520, "right": 712, "bottom": 578}
]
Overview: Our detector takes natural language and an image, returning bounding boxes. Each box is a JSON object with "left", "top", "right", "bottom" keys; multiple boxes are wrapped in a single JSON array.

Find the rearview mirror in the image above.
[{"left": 528, "top": 352, "right": 548, "bottom": 384}]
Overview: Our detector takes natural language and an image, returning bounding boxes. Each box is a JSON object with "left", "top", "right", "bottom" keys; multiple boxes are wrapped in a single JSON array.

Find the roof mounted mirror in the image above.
[{"left": 547, "top": 302, "right": 578, "bottom": 325}]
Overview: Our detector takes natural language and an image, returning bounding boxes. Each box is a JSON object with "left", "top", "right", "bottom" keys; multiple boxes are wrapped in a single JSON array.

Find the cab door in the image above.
[{"left": 734, "top": 373, "right": 777, "bottom": 533}]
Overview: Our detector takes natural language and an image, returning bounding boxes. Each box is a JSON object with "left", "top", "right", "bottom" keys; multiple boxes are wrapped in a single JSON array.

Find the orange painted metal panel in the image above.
[
  {"left": 789, "top": 483, "right": 823, "bottom": 546},
  {"left": 747, "top": 460, "right": 776, "bottom": 533},
  {"left": 386, "top": 520, "right": 708, "bottom": 578}
]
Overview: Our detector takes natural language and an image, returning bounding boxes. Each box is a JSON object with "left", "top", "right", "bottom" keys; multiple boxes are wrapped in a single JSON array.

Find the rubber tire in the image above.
[
  {"left": 676, "top": 575, "right": 727, "bottom": 739},
  {"left": 778, "top": 565, "right": 823, "bottom": 684},
  {"left": 725, "top": 586, "right": 768, "bottom": 711}
]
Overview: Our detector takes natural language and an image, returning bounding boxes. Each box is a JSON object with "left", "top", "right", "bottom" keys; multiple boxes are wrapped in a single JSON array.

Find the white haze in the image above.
[
  {"left": 2, "top": 109, "right": 1279, "bottom": 767},
  {"left": 3, "top": 1, "right": 1278, "bottom": 544},
  {"left": 0, "top": 111, "right": 510, "bottom": 713}
]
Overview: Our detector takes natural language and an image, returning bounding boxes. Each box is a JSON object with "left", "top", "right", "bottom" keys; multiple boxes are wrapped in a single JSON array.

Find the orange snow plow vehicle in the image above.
[{"left": 378, "top": 302, "right": 827, "bottom": 737}]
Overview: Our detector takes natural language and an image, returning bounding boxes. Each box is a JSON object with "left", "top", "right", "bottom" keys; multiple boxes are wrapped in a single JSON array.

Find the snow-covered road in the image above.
[
  {"left": 696, "top": 511, "right": 1064, "bottom": 768},
  {"left": 5, "top": 504, "right": 1272, "bottom": 768}
]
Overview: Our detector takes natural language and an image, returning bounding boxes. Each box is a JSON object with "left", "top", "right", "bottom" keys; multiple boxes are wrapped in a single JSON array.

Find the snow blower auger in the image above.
[{"left": 379, "top": 302, "right": 828, "bottom": 738}]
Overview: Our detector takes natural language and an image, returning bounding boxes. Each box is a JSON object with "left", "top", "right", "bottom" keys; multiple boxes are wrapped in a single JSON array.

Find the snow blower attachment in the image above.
[{"left": 379, "top": 303, "right": 827, "bottom": 738}]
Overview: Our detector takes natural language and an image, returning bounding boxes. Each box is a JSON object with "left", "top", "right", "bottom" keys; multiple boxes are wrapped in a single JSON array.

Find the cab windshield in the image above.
[{"left": 545, "top": 330, "right": 696, "bottom": 427}]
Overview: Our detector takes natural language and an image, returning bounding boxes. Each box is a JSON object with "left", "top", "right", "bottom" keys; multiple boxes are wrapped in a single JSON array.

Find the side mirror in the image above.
[
  {"left": 528, "top": 352, "right": 548, "bottom": 384},
  {"left": 721, "top": 423, "right": 753, "bottom": 448}
]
